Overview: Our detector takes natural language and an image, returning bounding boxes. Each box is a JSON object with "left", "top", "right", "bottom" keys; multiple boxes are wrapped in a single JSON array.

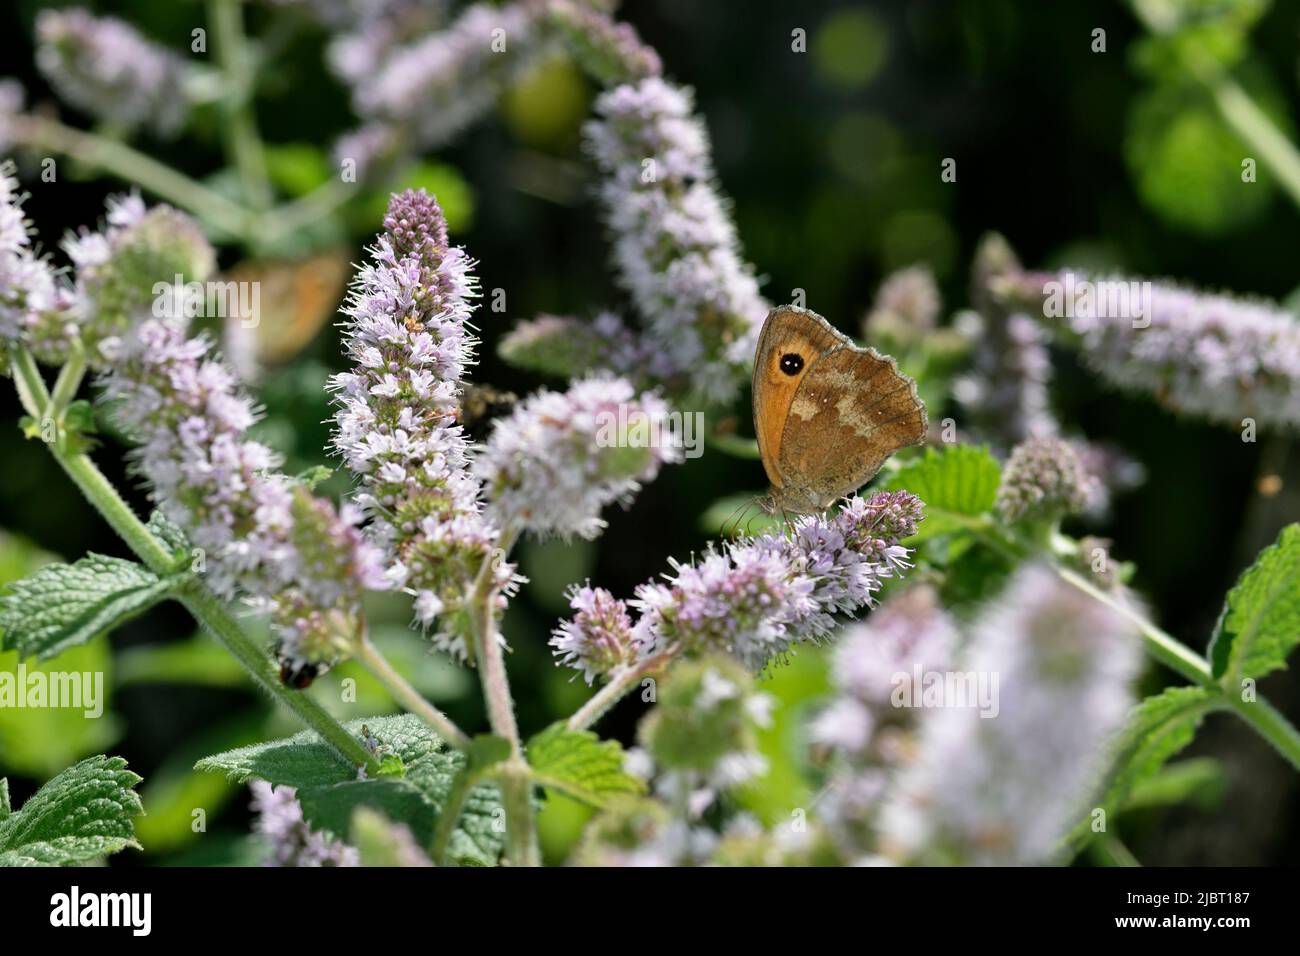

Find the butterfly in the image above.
[
  {"left": 752, "top": 304, "right": 927, "bottom": 515},
  {"left": 220, "top": 250, "right": 352, "bottom": 376}
]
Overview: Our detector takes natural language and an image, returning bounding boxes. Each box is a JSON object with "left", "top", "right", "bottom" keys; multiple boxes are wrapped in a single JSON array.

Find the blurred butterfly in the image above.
[{"left": 221, "top": 250, "right": 352, "bottom": 378}]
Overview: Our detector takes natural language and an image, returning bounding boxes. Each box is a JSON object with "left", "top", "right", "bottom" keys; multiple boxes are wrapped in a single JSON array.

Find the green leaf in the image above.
[
  {"left": 1069, "top": 686, "right": 1220, "bottom": 852},
  {"left": 297, "top": 779, "right": 438, "bottom": 846},
  {"left": 0, "top": 778, "right": 9, "bottom": 821},
  {"left": 0, "top": 554, "right": 180, "bottom": 661},
  {"left": 60, "top": 399, "right": 99, "bottom": 454},
  {"left": 1208, "top": 524, "right": 1300, "bottom": 684},
  {"left": 526, "top": 723, "right": 646, "bottom": 809},
  {"left": 197, "top": 715, "right": 505, "bottom": 866},
  {"left": 146, "top": 509, "right": 192, "bottom": 565},
  {"left": 0, "top": 755, "right": 143, "bottom": 866},
  {"left": 884, "top": 444, "right": 1001, "bottom": 538},
  {"left": 429, "top": 734, "right": 510, "bottom": 864}
]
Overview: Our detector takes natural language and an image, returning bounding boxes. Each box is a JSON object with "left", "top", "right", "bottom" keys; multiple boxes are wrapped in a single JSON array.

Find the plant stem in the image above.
[
  {"left": 208, "top": 0, "right": 273, "bottom": 211},
  {"left": 1131, "top": 0, "right": 1300, "bottom": 212},
  {"left": 1055, "top": 565, "right": 1300, "bottom": 771},
  {"left": 1088, "top": 833, "right": 1141, "bottom": 868},
  {"left": 1056, "top": 567, "right": 1211, "bottom": 686},
  {"left": 355, "top": 632, "right": 470, "bottom": 750},
  {"left": 465, "top": 529, "right": 538, "bottom": 865},
  {"left": 10, "top": 349, "right": 378, "bottom": 772},
  {"left": 567, "top": 648, "right": 679, "bottom": 732},
  {"left": 178, "top": 580, "right": 376, "bottom": 769},
  {"left": 48, "top": 342, "right": 87, "bottom": 416},
  {"left": 258, "top": 179, "right": 355, "bottom": 244},
  {"left": 1224, "top": 695, "right": 1300, "bottom": 773},
  {"left": 18, "top": 115, "right": 251, "bottom": 238}
]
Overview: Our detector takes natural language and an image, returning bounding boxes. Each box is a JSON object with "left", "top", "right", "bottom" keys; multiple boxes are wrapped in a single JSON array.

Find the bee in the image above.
[{"left": 457, "top": 384, "right": 518, "bottom": 444}]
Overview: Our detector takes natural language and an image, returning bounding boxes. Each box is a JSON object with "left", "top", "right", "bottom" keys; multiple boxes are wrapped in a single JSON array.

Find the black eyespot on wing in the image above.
[{"left": 780, "top": 353, "right": 805, "bottom": 376}]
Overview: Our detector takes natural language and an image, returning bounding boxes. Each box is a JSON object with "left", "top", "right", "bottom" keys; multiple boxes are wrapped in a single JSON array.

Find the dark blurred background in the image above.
[{"left": 0, "top": 0, "right": 1297, "bottom": 864}]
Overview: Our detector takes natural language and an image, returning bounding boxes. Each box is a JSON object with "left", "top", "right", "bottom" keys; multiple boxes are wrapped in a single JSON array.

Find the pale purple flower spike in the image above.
[{"left": 331, "top": 188, "right": 510, "bottom": 659}]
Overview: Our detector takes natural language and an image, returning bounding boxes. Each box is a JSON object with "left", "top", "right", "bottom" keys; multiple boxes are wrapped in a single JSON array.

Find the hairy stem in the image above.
[
  {"left": 567, "top": 648, "right": 679, "bottom": 732},
  {"left": 466, "top": 528, "right": 537, "bottom": 865},
  {"left": 208, "top": 0, "right": 273, "bottom": 211},
  {"left": 1131, "top": 0, "right": 1300, "bottom": 212},
  {"left": 1055, "top": 566, "right": 1300, "bottom": 771},
  {"left": 355, "top": 632, "right": 470, "bottom": 750},
  {"left": 17, "top": 115, "right": 251, "bottom": 238},
  {"left": 10, "top": 349, "right": 378, "bottom": 772}
]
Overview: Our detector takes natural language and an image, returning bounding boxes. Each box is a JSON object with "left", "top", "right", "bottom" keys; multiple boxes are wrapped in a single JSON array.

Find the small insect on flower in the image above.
[{"left": 279, "top": 659, "right": 321, "bottom": 690}]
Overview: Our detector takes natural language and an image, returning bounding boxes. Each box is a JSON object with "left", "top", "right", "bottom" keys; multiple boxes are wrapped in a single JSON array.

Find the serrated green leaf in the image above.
[
  {"left": 197, "top": 715, "right": 504, "bottom": 866},
  {"left": 883, "top": 444, "right": 1001, "bottom": 538},
  {"left": 298, "top": 779, "right": 439, "bottom": 846},
  {"left": 1068, "top": 686, "right": 1219, "bottom": 853},
  {"left": 0, "top": 778, "right": 9, "bottom": 820},
  {"left": 0, "top": 554, "right": 180, "bottom": 661},
  {"left": 146, "top": 509, "right": 192, "bottom": 563},
  {"left": 430, "top": 734, "right": 510, "bottom": 865},
  {"left": 0, "top": 755, "right": 143, "bottom": 866},
  {"left": 526, "top": 723, "right": 646, "bottom": 808},
  {"left": 1209, "top": 524, "right": 1300, "bottom": 684}
]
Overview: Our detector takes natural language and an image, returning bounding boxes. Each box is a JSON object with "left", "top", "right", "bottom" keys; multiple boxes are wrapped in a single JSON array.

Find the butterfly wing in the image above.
[
  {"left": 774, "top": 336, "right": 928, "bottom": 507},
  {"left": 752, "top": 306, "right": 852, "bottom": 491}
]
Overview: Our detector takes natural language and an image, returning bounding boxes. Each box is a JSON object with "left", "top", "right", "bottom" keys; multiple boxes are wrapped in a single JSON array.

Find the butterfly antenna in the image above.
[{"left": 720, "top": 499, "right": 752, "bottom": 539}]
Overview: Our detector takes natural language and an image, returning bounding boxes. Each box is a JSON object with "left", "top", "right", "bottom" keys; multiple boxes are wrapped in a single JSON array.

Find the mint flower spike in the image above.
[
  {"left": 352, "top": 2, "right": 551, "bottom": 154},
  {"left": 331, "top": 188, "right": 510, "bottom": 660},
  {"left": 63, "top": 193, "right": 216, "bottom": 366},
  {"left": 548, "top": 0, "right": 663, "bottom": 87},
  {"left": 1002, "top": 267, "right": 1300, "bottom": 432},
  {"left": 878, "top": 562, "right": 1141, "bottom": 866},
  {"left": 995, "top": 435, "right": 1093, "bottom": 525},
  {"left": 585, "top": 76, "right": 769, "bottom": 406},
  {"left": 35, "top": 9, "right": 191, "bottom": 138},
  {"left": 953, "top": 234, "right": 1058, "bottom": 447},
  {"left": 810, "top": 585, "right": 957, "bottom": 862},
  {"left": 475, "top": 374, "right": 681, "bottom": 541},
  {"left": 551, "top": 490, "right": 925, "bottom": 679},
  {"left": 0, "top": 163, "right": 77, "bottom": 366},
  {"left": 82, "top": 197, "right": 387, "bottom": 676}
]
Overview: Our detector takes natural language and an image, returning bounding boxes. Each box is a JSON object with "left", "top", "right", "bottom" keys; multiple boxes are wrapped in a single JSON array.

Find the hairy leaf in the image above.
[
  {"left": 0, "top": 554, "right": 179, "bottom": 660},
  {"left": 0, "top": 756, "right": 143, "bottom": 866},
  {"left": 884, "top": 444, "right": 1000, "bottom": 539},
  {"left": 526, "top": 723, "right": 646, "bottom": 808},
  {"left": 146, "top": 509, "right": 192, "bottom": 564},
  {"left": 1209, "top": 524, "right": 1300, "bottom": 684},
  {"left": 1069, "top": 686, "right": 1220, "bottom": 853},
  {"left": 197, "top": 715, "right": 504, "bottom": 866}
]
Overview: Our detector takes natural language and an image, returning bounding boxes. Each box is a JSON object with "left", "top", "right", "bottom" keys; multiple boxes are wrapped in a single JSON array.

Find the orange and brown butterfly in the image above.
[
  {"left": 751, "top": 304, "right": 927, "bottom": 515},
  {"left": 221, "top": 250, "right": 353, "bottom": 370}
]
